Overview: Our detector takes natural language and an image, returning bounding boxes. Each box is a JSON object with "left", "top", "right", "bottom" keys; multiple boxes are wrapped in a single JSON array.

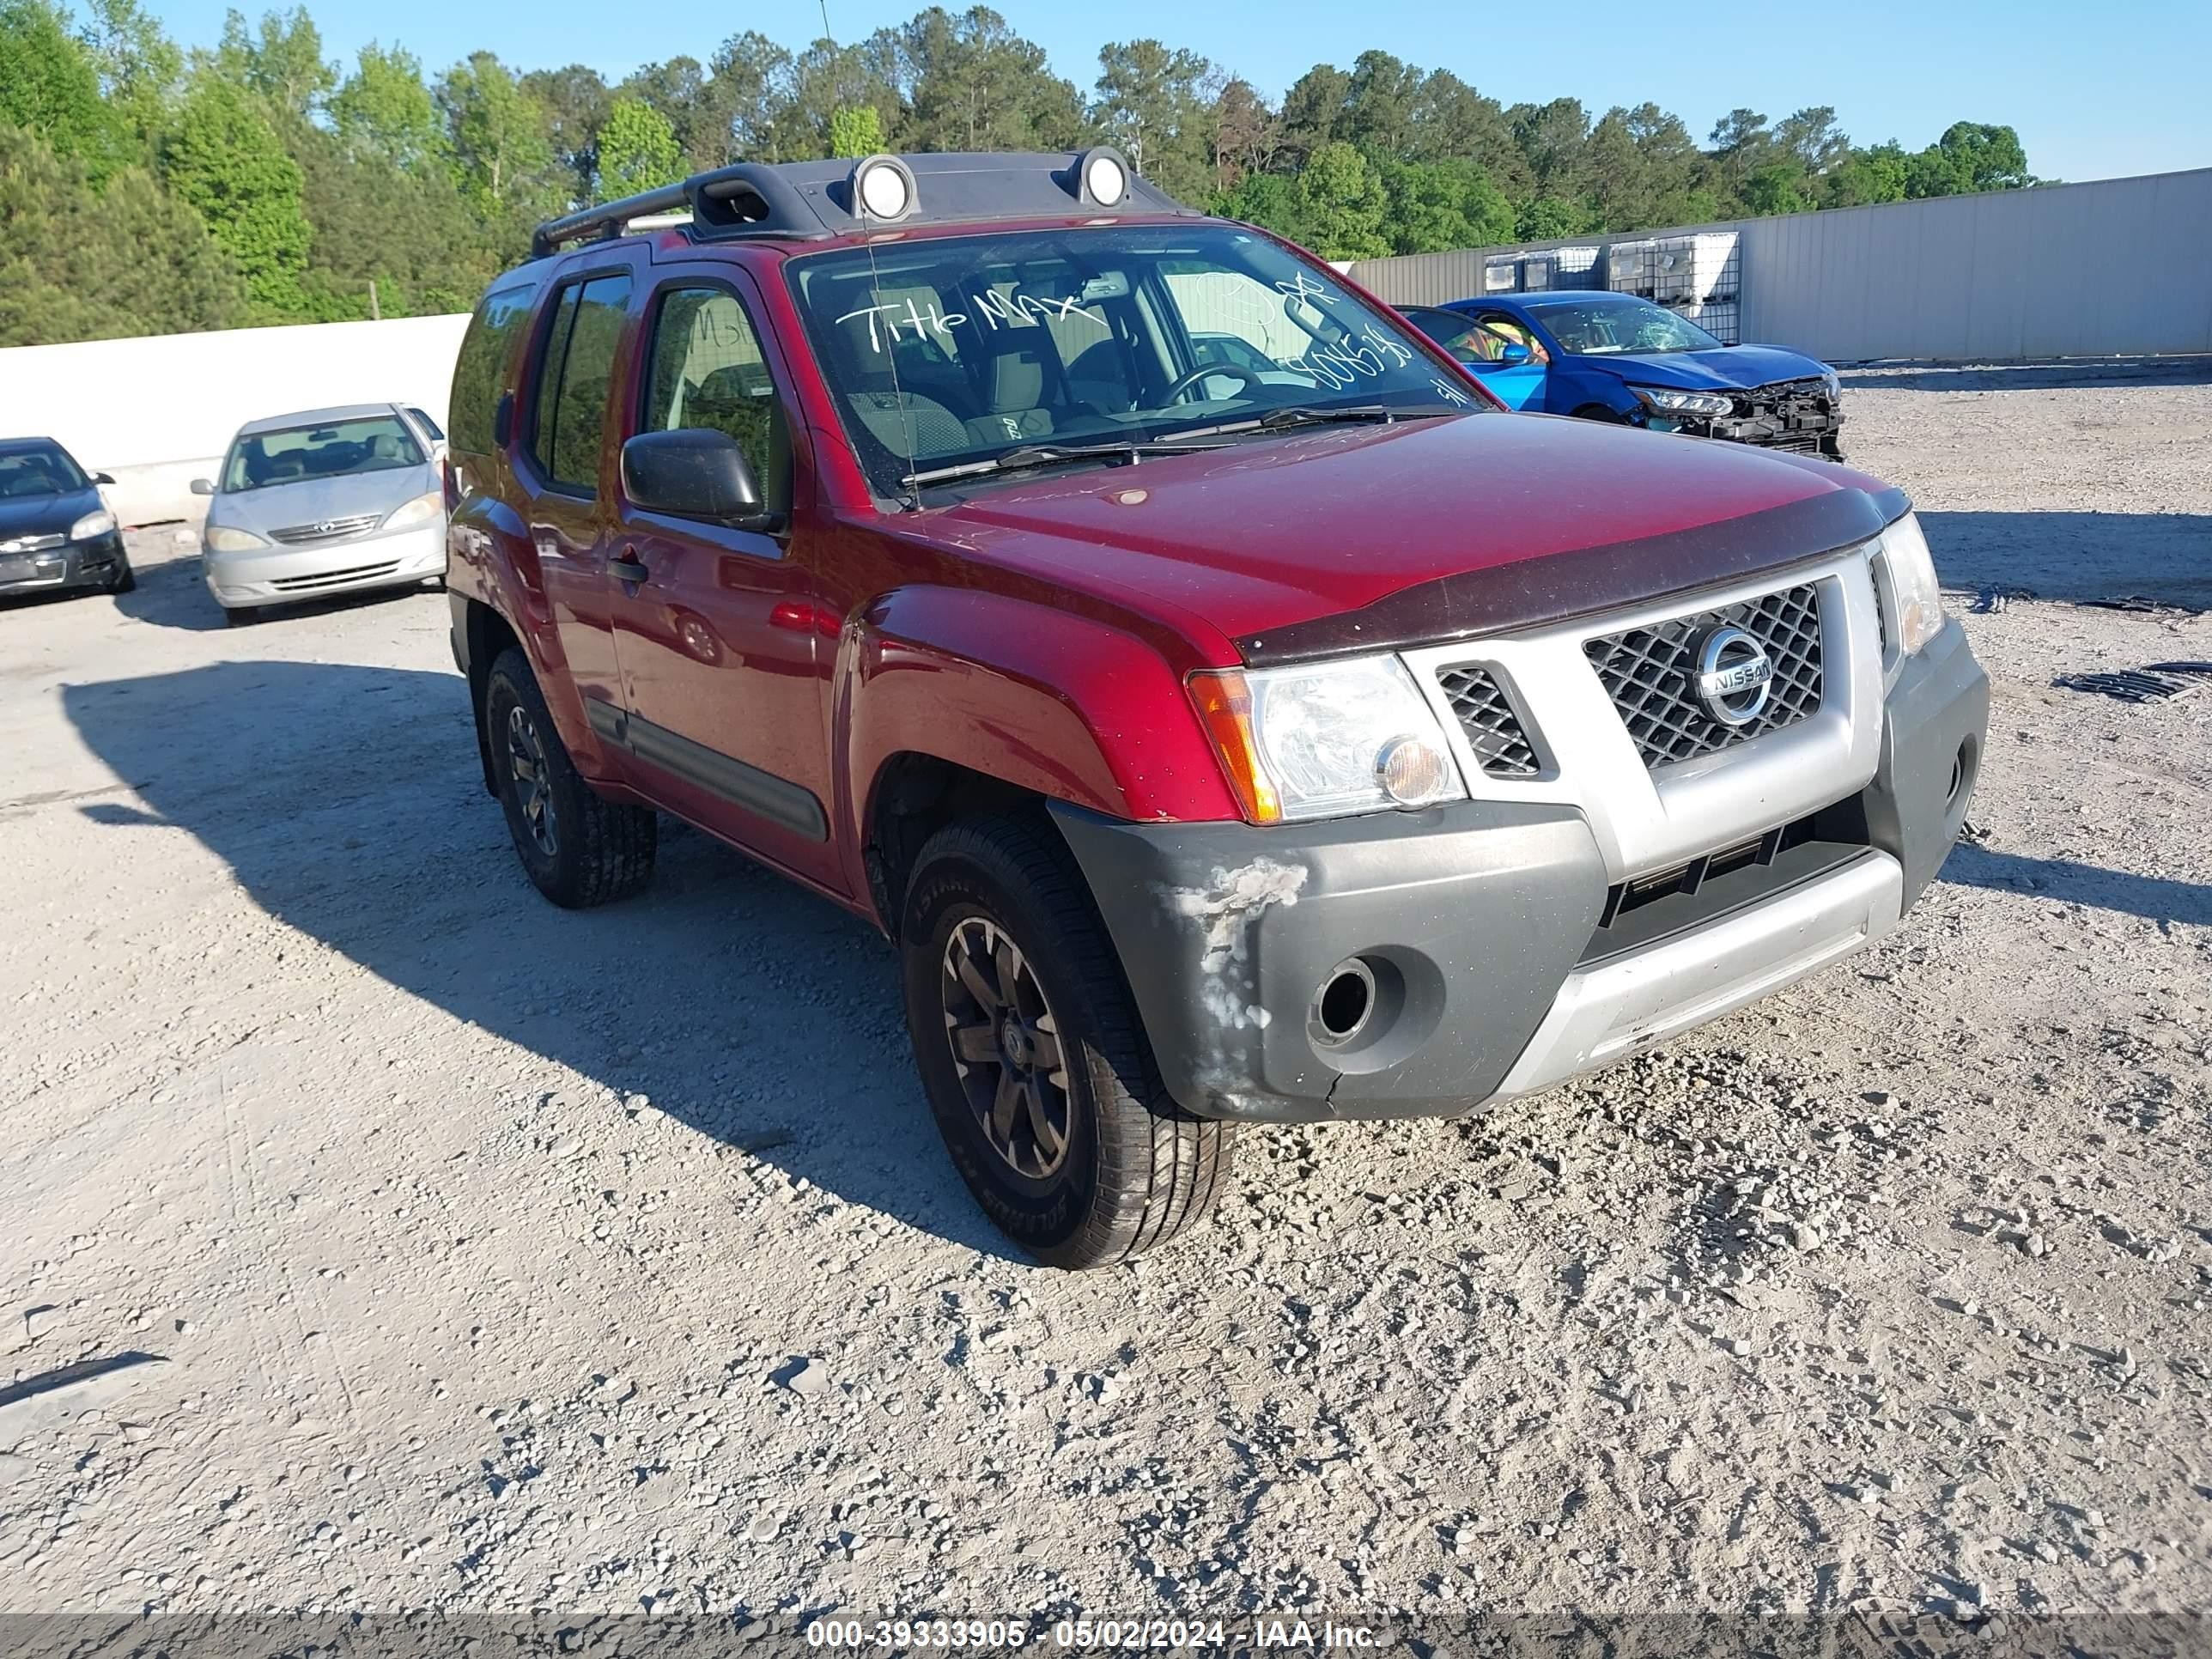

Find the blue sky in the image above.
[{"left": 145, "top": 0, "right": 2209, "bottom": 185}]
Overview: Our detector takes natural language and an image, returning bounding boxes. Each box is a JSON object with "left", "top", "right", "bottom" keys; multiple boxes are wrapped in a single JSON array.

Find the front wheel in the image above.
[
  {"left": 107, "top": 558, "right": 137, "bottom": 594},
  {"left": 484, "top": 646, "right": 656, "bottom": 908},
  {"left": 901, "top": 814, "right": 1237, "bottom": 1268}
]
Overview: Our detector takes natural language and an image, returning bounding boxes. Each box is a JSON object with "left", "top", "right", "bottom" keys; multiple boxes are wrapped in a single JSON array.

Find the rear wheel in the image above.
[
  {"left": 485, "top": 646, "right": 656, "bottom": 908},
  {"left": 901, "top": 814, "right": 1236, "bottom": 1268}
]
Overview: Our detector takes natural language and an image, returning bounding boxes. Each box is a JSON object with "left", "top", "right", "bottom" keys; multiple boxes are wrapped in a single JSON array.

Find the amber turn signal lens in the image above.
[{"left": 1188, "top": 669, "right": 1283, "bottom": 825}]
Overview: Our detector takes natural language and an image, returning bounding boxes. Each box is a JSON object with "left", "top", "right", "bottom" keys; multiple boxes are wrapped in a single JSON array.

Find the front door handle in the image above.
[{"left": 609, "top": 550, "right": 650, "bottom": 584}]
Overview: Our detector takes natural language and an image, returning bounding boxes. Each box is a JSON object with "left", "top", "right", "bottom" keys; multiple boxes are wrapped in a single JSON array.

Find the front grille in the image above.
[
  {"left": 1869, "top": 554, "right": 1890, "bottom": 658},
  {"left": 1435, "top": 665, "right": 1540, "bottom": 777},
  {"left": 1586, "top": 584, "right": 1825, "bottom": 769},
  {"left": 270, "top": 514, "right": 382, "bottom": 545},
  {"left": 270, "top": 560, "right": 402, "bottom": 592},
  {"left": 0, "top": 532, "right": 67, "bottom": 555},
  {"left": 1579, "top": 799, "right": 1873, "bottom": 966}
]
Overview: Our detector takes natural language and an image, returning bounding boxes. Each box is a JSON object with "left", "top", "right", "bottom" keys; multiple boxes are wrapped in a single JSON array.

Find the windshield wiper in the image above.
[
  {"left": 1161, "top": 404, "right": 1407, "bottom": 442},
  {"left": 1255, "top": 404, "right": 1397, "bottom": 429},
  {"left": 902, "top": 438, "right": 1227, "bottom": 489}
]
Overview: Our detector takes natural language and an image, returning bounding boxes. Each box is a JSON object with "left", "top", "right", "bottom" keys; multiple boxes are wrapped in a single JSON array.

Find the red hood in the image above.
[{"left": 904, "top": 413, "right": 1881, "bottom": 652}]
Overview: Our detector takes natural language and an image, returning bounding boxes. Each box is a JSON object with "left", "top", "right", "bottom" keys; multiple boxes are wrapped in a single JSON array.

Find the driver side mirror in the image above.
[
  {"left": 190, "top": 477, "right": 215, "bottom": 495},
  {"left": 622, "top": 428, "right": 781, "bottom": 532},
  {"left": 93, "top": 471, "right": 116, "bottom": 485},
  {"left": 1497, "top": 343, "right": 1533, "bottom": 368}
]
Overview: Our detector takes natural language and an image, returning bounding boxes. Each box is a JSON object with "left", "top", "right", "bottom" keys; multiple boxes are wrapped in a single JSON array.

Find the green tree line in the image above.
[{"left": 0, "top": 0, "right": 2040, "bottom": 345}]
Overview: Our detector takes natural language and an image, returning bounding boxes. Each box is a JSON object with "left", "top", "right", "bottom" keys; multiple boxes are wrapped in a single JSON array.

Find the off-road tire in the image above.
[
  {"left": 901, "top": 813, "right": 1236, "bottom": 1268},
  {"left": 485, "top": 645, "right": 656, "bottom": 908}
]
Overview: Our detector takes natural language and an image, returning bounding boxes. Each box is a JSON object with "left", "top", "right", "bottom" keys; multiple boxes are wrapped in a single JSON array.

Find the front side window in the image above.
[
  {"left": 1406, "top": 308, "right": 1490, "bottom": 365},
  {"left": 1528, "top": 298, "right": 1720, "bottom": 356},
  {"left": 641, "top": 285, "right": 786, "bottom": 508},
  {"left": 0, "top": 445, "right": 87, "bottom": 497},
  {"left": 787, "top": 223, "right": 1477, "bottom": 497},
  {"left": 530, "top": 272, "right": 634, "bottom": 492},
  {"left": 1473, "top": 314, "right": 1550, "bottom": 364},
  {"left": 220, "top": 416, "right": 423, "bottom": 492}
]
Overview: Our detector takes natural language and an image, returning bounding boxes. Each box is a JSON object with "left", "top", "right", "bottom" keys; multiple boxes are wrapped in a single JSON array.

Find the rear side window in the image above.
[
  {"left": 447, "top": 282, "right": 537, "bottom": 455},
  {"left": 531, "top": 273, "right": 633, "bottom": 493}
]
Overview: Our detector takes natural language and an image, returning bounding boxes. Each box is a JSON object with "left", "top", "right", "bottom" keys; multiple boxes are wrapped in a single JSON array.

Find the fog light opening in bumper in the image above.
[
  {"left": 1947, "top": 733, "right": 1979, "bottom": 813},
  {"left": 1313, "top": 958, "right": 1378, "bottom": 1048}
]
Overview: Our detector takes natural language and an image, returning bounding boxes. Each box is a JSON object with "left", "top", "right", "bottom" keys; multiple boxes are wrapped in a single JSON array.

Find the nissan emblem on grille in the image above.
[
  {"left": 1584, "top": 583, "right": 1825, "bottom": 769},
  {"left": 1692, "top": 624, "right": 1774, "bottom": 726}
]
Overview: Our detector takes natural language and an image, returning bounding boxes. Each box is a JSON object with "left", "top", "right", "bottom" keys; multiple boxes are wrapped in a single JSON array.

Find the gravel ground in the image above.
[{"left": 3, "top": 363, "right": 2209, "bottom": 1645}]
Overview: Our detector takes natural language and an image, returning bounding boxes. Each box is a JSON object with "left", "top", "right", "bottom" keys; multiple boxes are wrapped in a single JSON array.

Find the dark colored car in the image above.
[
  {"left": 0, "top": 437, "right": 134, "bottom": 599},
  {"left": 445, "top": 150, "right": 1985, "bottom": 1267},
  {"left": 1404, "top": 292, "right": 1845, "bottom": 457}
]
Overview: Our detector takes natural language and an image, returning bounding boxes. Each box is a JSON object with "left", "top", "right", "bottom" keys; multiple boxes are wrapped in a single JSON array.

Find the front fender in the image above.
[
  {"left": 835, "top": 586, "right": 1243, "bottom": 895},
  {"left": 1558, "top": 366, "right": 1638, "bottom": 419}
]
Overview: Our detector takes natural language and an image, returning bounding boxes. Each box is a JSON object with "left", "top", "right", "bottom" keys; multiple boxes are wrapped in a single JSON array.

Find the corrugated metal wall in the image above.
[{"left": 1348, "top": 167, "right": 2212, "bottom": 362}]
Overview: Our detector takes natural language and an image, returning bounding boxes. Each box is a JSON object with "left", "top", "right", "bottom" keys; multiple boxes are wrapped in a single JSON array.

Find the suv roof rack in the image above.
[{"left": 531, "top": 150, "right": 1195, "bottom": 259}]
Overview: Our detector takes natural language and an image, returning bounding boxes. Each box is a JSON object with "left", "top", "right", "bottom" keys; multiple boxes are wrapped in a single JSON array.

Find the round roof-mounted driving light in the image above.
[
  {"left": 850, "top": 153, "right": 917, "bottom": 222},
  {"left": 1076, "top": 146, "right": 1131, "bottom": 207}
]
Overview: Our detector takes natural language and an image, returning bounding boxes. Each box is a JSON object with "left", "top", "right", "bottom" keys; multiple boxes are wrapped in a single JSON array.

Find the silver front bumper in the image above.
[
  {"left": 203, "top": 521, "right": 445, "bottom": 608},
  {"left": 1495, "top": 848, "right": 1902, "bottom": 1099}
]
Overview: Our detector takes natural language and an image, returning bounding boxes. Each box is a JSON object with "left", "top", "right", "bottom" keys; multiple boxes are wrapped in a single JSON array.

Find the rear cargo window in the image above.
[{"left": 447, "top": 281, "right": 537, "bottom": 455}]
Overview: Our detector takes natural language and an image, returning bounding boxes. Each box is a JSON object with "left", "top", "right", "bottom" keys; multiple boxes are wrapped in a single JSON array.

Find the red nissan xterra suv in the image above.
[{"left": 445, "top": 149, "right": 1988, "bottom": 1268}]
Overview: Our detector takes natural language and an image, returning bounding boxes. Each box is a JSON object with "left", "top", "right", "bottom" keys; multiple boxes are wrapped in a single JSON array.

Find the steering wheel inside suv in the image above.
[{"left": 1164, "top": 363, "right": 1267, "bottom": 404}]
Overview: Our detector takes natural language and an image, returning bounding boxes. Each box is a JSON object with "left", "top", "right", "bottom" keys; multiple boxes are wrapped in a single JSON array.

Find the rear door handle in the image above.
[{"left": 609, "top": 550, "right": 650, "bottom": 584}]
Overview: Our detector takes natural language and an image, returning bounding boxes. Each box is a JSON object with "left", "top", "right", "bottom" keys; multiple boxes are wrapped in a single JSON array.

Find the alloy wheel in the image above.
[
  {"left": 504, "top": 702, "right": 559, "bottom": 858},
  {"left": 940, "top": 915, "right": 1071, "bottom": 1179}
]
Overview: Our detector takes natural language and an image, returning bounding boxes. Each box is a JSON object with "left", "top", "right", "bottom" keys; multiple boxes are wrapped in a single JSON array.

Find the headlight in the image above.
[
  {"left": 69, "top": 508, "right": 117, "bottom": 541},
  {"left": 1631, "top": 386, "right": 1733, "bottom": 418},
  {"left": 381, "top": 491, "right": 442, "bottom": 532},
  {"left": 1189, "top": 654, "right": 1467, "bottom": 824},
  {"left": 203, "top": 525, "right": 268, "bottom": 553},
  {"left": 1820, "top": 367, "right": 1843, "bottom": 403},
  {"left": 1881, "top": 511, "right": 1945, "bottom": 655}
]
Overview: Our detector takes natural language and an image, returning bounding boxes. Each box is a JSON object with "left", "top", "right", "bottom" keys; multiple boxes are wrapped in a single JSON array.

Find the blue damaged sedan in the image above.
[{"left": 1401, "top": 291, "right": 1845, "bottom": 458}]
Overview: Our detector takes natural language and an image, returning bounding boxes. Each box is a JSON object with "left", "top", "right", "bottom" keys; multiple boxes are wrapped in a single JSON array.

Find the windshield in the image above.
[
  {"left": 1528, "top": 298, "right": 1722, "bottom": 356},
  {"left": 0, "top": 445, "right": 88, "bottom": 498},
  {"left": 787, "top": 223, "right": 1479, "bottom": 496},
  {"left": 221, "top": 416, "right": 425, "bottom": 493}
]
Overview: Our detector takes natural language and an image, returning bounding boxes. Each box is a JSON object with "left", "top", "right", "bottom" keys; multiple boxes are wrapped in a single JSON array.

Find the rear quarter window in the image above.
[{"left": 448, "top": 281, "right": 539, "bottom": 456}]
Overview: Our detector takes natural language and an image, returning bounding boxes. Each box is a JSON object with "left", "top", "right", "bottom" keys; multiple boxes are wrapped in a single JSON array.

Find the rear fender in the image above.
[
  {"left": 448, "top": 496, "right": 621, "bottom": 782},
  {"left": 836, "top": 586, "right": 1242, "bottom": 900}
]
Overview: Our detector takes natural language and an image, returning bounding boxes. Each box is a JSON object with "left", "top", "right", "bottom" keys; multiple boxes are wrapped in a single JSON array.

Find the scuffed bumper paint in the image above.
[{"left": 1049, "top": 623, "right": 1985, "bottom": 1121}]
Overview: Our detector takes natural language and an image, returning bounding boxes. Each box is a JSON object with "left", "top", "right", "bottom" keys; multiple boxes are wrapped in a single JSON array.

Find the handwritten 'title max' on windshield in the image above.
[{"left": 835, "top": 276, "right": 1428, "bottom": 394}]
